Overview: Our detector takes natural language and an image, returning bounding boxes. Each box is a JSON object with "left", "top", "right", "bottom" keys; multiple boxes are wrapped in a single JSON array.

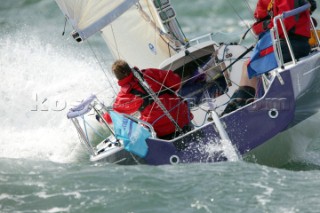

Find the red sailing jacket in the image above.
[
  {"left": 271, "top": 0, "right": 311, "bottom": 38},
  {"left": 104, "top": 68, "right": 193, "bottom": 137},
  {"left": 252, "top": 0, "right": 272, "bottom": 35},
  {"left": 254, "top": 0, "right": 271, "bottom": 20},
  {"left": 253, "top": 0, "right": 311, "bottom": 38}
]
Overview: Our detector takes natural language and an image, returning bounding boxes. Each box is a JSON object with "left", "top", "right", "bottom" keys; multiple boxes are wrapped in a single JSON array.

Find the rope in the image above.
[
  {"left": 131, "top": 68, "right": 183, "bottom": 132},
  {"left": 174, "top": 17, "right": 188, "bottom": 42},
  {"left": 244, "top": 0, "right": 254, "bottom": 16},
  {"left": 110, "top": 24, "right": 121, "bottom": 59},
  {"left": 62, "top": 17, "right": 67, "bottom": 36},
  {"left": 82, "top": 118, "right": 106, "bottom": 140}
]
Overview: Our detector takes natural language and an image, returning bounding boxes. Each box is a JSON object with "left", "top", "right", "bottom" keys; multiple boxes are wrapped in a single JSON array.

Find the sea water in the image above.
[{"left": 1, "top": 0, "right": 320, "bottom": 212}]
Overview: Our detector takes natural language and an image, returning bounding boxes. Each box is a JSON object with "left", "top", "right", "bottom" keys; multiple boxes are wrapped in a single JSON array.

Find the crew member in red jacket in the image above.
[
  {"left": 103, "top": 60, "right": 193, "bottom": 139},
  {"left": 252, "top": 0, "right": 312, "bottom": 62},
  {"left": 222, "top": 0, "right": 313, "bottom": 115}
]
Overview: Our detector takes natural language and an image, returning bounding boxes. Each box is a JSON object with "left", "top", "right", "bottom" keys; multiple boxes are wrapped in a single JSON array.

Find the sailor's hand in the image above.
[{"left": 252, "top": 20, "right": 271, "bottom": 36}]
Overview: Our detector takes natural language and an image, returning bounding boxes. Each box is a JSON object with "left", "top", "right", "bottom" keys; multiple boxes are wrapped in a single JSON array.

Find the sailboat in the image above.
[{"left": 55, "top": 0, "right": 320, "bottom": 166}]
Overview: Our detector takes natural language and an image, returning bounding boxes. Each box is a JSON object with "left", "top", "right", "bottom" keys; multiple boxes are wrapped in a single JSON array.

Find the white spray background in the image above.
[{"left": 0, "top": 29, "right": 115, "bottom": 163}]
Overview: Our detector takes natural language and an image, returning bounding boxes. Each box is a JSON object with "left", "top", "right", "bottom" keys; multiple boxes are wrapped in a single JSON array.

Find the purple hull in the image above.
[{"left": 143, "top": 71, "right": 295, "bottom": 165}]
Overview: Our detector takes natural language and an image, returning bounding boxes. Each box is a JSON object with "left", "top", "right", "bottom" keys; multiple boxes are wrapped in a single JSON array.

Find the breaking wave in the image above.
[{"left": 0, "top": 30, "right": 113, "bottom": 163}]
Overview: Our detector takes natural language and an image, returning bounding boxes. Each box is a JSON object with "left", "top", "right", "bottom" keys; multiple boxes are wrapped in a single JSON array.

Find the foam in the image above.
[{"left": 0, "top": 32, "right": 113, "bottom": 163}]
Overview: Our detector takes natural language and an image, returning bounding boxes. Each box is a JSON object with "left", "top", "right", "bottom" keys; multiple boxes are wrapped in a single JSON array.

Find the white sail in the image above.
[
  {"left": 55, "top": 0, "right": 186, "bottom": 68},
  {"left": 101, "top": 0, "right": 183, "bottom": 68},
  {"left": 55, "top": 0, "right": 139, "bottom": 41}
]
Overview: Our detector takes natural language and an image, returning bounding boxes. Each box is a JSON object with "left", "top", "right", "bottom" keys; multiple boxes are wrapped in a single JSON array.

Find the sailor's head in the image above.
[{"left": 112, "top": 60, "right": 131, "bottom": 80}]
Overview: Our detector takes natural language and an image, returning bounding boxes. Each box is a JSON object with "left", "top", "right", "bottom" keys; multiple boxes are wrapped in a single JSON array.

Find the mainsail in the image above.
[
  {"left": 55, "top": 0, "right": 139, "bottom": 41},
  {"left": 55, "top": 0, "right": 186, "bottom": 68}
]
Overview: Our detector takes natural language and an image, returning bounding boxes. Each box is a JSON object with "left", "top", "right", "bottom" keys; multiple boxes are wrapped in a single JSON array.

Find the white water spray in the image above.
[{"left": 0, "top": 32, "right": 114, "bottom": 163}]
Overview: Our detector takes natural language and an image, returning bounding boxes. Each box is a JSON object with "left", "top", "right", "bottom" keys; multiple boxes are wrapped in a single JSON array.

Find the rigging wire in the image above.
[
  {"left": 154, "top": 0, "right": 187, "bottom": 45},
  {"left": 62, "top": 16, "right": 67, "bottom": 36},
  {"left": 68, "top": 1, "right": 256, "bottom": 121},
  {"left": 240, "top": 0, "right": 259, "bottom": 43},
  {"left": 110, "top": 24, "right": 121, "bottom": 59},
  {"left": 98, "top": 39, "right": 255, "bottom": 113},
  {"left": 226, "top": 0, "right": 250, "bottom": 30},
  {"left": 225, "top": 0, "right": 256, "bottom": 38},
  {"left": 131, "top": 68, "right": 183, "bottom": 132},
  {"left": 59, "top": 16, "right": 118, "bottom": 96},
  {"left": 183, "top": 49, "right": 229, "bottom": 96},
  {"left": 174, "top": 17, "right": 188, "bottom": 42},
  {"left": 244, "top": 0, "right": 254, "bottom": 16},
  {"left": 86, "top": 39, "right": 118, "bottom": 95}
]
